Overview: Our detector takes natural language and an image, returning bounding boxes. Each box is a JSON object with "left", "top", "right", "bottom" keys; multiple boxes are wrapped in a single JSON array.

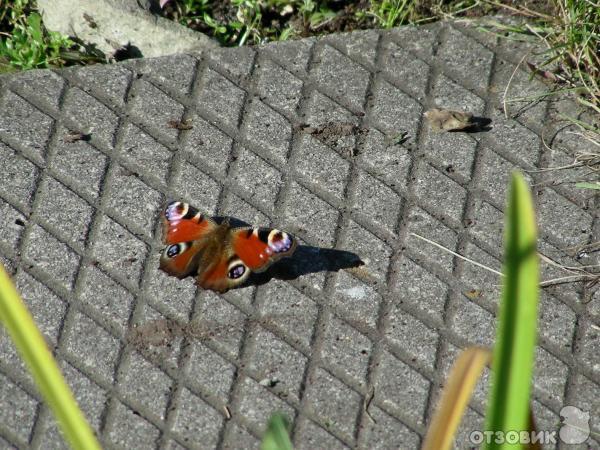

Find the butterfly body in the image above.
[{"left": 160, "top": 201, "right": 297, "bottom": 292}]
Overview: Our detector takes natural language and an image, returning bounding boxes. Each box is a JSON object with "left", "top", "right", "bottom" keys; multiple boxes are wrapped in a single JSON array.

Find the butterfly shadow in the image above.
[
  {"left": 453, "top": 116, "right": 493, "bottom": 133},
  {"left": 247, "top": 245, "right": 364, "bottom": 288}
]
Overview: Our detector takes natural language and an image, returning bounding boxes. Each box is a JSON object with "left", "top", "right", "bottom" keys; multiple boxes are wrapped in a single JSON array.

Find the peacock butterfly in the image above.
[{"left": 160, "top": 201, "right": 297, "bottom": 292}]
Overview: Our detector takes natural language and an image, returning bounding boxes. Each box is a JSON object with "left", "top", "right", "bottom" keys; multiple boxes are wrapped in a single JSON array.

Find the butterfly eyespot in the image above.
[
  {"left": 165, "top": 201, "right": 188, "bottom": 220},
  {"left": 228, "top": 264, "right": 246, "bottom": 279},
  {"left": 268, "top": 230, "right": 293, "bottom": 253},
  {"left": 166, "top": 244, "right": 180, "bottom": 258},
  {"left": 165, "top": 242, "right": 190, "bottom": 258}
]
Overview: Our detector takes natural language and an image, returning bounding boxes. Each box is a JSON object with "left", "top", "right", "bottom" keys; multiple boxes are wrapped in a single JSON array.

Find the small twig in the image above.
[
  {"left": 482, "top": 0, "right": 553, "bottom": 19},
  {"left": 538, "top": 253, "right": 600, "bottom": 275},
  {"left": 563, "top": 240, "right": 600, "bottom": 257},
  {"left": 540, "top": 128, "right": 555, "bottom": 152},
  {"left": 525, "top": 162, "right": 583, "bottom": 173},
  {"left": 524, "top": 23, "right": 552, "bottom": 50},
  {"left": 409, "top": 233, "right": 600, "bottom": 288},
  {"left": 504, "top": 87, "right": 581, "bottom": 104},
  {"left": 531, "top": 172, "right": 600, "bottom": 188},
  {"left": 538, "top": 253, "right": 580, "bottom": 275},
  {"left": 526, "top": 149, "right": 600, "bottom": 173},
  {"left": 409, "top": 233, "right": 504, "bottom": 277},
  {"left": 503, "top": 53, "right": 528, "bottom": 119},
  {"left": 311, "top": 16, "right": 336, "bottom": 31},
  {"left": 564, "top": 131, "right": 600, "bottom": 148},
  {"left": 437, "top": 0, "right": 482, "bottom": 20},
  {"left": 539, "top": 274, "right": 598, "bottom": 287}
]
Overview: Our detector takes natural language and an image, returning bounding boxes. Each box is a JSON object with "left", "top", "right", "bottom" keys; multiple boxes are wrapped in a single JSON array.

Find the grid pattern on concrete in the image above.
[{"left": 0, "top": 21, "right": 598, "bottom": 450}]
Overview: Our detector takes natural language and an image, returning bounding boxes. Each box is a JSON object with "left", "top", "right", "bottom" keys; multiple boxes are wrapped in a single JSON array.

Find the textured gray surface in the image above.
[
  {"left": 0, "top": 21, "right": 599, "bottom": 450},
  {"left": 37, "top": 0, "right": 217, "bottom": 58}
]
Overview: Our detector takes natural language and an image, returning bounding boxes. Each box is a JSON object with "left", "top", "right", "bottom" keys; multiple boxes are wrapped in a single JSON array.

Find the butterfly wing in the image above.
[
  {"left": 230, "top": 227, "right": 297, "bottom": 273},
  {"left": 162, "top": 201, "right": 217, "bottom": 245},
  {"left": 195, "top": 248, "right": 252, "bottom": 293},
  {"left": 160, "top": 201, "right": 297, "bottom": 292},
  {"left": 191, "top": 226, "right": 297, "bottom": 292},
  {"left": 160, "top": 201, "right": 217, "bottom": 278}
]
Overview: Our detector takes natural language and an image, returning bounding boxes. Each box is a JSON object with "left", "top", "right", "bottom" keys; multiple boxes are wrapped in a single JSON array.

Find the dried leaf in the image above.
[
  {"left": 422, "top": 347, "right": 491, "bottom": 450},
  {"left": 526, "top": 61, "right": 559, "bottom": 82},
  {"left": 424, "top": 108, "right": 474, "bottom": 132},
  {"left": 167, "top": 119, "right": 193, "bottom": 130},
  {"left": 64, "top": 131, "right": 91, "bottom": 143},
  {"left": 465, "top": 289, "right": 483, "bottom": 300}
]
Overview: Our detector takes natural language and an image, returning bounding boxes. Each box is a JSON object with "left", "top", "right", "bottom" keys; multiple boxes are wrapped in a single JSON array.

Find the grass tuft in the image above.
[
  {"left": 551, "top": 0, "right": 599, "bottom": 111},
  {"left": 0, "top": 0, "right": 70, "bottom": 71},
  {"left": 0, "top": 0, "right": 104, "bottom": 72},
  {"left": 484, "top": 0, "right": 599, "bottom": 112}
]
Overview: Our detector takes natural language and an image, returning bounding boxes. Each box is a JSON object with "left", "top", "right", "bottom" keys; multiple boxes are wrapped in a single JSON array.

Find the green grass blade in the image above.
[
  {"left": 575, "top": 182, "right": 600, "bottom": 190},
  {"left": 0, "top": 264, "right": 101, "bottom": 450},
  {"left": 261, "top": 413, "right": 293, "bottom": 450},
  {"left": 484, "top": 172, "right": 539, "bottom": 450}
]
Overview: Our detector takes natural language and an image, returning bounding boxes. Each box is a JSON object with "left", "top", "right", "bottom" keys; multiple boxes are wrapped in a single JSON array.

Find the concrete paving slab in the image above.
[{"left": 0, "top": 21, "right": 599, "bottom": 449}]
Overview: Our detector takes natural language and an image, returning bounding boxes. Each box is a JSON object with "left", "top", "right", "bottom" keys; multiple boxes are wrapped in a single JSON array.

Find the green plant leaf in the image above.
[
  {"left": 484, "top": 172, "right": 539, "bottom": 450},
  {"left": 261, "top": 413, "right": 293, "bottom": 450},
  {"left": 575, "top": 182, "right": 600, "bottom": 190},
  {"left": 0, "top": 264, "right": 101, "bottom": 450},
  {"left": 278, "top": 26, "right": 295, "bottom": 41},
  {"left": 27, "top": 13, "right": 44, "bottom": 43}
]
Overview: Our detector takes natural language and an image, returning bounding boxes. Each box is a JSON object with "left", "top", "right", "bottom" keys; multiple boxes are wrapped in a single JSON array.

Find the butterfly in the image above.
[{"left": 160, "top": 201, "right": 298, "bottom": 292}]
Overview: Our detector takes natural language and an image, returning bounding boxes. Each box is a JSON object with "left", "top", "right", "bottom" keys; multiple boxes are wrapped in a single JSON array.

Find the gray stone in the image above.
[{"left": 37, "top": 0, "right": 216, "bottom": 59}]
